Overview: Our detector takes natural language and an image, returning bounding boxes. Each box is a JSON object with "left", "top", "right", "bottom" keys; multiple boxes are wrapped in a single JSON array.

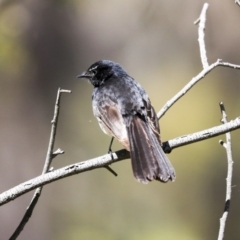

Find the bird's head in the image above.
[{"left": 77, "top": 60, "right": 127, "bottom": 87}]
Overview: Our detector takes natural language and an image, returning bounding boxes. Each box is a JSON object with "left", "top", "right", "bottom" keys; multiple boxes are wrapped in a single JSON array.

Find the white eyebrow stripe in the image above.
[{"left": 89, "top": 66, "right": 98, "bottom": 71}]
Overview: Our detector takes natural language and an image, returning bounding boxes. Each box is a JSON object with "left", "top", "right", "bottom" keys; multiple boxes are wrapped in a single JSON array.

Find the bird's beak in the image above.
[{"left": 77, "top": 71, "right": 93, "bottom": 79}]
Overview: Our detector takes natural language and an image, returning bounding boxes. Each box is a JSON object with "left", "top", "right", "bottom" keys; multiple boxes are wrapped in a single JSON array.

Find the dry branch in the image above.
[
  {"left": 2, "top": 3, "right": 240, "bottom": 240},
  {"left": 217, "top": 103, "right": 234, "bottom": 240},
  {"left": 9, "top": 88, "right": 71, "bottom": 240},
  {"left": 0, "top": 116, "right": 240, "bottom": 207}
]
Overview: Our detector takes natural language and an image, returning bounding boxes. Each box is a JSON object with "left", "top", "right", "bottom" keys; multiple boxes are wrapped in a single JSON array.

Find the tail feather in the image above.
[{"left": 127, "top": 116, "right": 175, "bottom": 183}]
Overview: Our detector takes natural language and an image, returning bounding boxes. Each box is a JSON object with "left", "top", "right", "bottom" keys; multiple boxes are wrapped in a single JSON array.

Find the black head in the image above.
[{"left": 77, "top": 60, "right": 127, "bottom": 87}]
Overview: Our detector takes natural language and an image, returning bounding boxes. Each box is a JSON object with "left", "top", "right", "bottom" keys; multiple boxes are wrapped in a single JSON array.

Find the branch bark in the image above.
[
  {"left": 0, "top": 116, "right": 240, "bottom": 207},
  {"left": 9, "top": 88, "right": 71, "bottom": 240},
  {"left": 217, "top": 103, "right": 234, "bottom": 240},
  {"left": 194, "top": 3, "right": 209, "bottom": 69},
  {"left": 157, "top": 59, "right": 240, "bottom": 120},
  {"left": 2, "top": 3, "right": 240, "bottom": 239}
]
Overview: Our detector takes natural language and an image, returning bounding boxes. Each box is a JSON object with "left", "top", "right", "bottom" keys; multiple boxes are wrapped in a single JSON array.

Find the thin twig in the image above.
[
  {"left": 105, "top": 166, "right": 118, "bottom": 177},
  {"left": 9, "top": 88, "right": 71, "bottom": 240},
  {"left": 217, "top": 103, "right": 234, "bottom": 240},
  {"left": 157, "top": 59, "right": 240, "bottom": 119},
  {"left": 194, "top": 3, "right": 209, "bottom": 69},
  {"left": 235, "top": 0, "right": 240, "bottom": 7},
  {"left": 158, "top": 2, "right": 239, "bottom": 120},
  {"left": 1, "top": 116, "right": 240, "bottom": 207},
  {"left": 160, "top": 4, "right": 237, "bottom": 239}
]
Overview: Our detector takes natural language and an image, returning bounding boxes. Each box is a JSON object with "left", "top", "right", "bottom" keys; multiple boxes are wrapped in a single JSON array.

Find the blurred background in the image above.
[{"left": 0, "top": 0, "right": 240, "bottom": 239}]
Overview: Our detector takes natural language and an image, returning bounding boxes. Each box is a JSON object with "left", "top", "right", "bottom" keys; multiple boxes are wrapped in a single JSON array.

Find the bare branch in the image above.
[
  {"left": 9, "top": 88, "right": 71, "bottom": 240},
  {"left": 168, "top": 116, "right": 240, "bottom": 149},
  {"left": 1, "top": 116, "right": 240, "bottom": 207},
  {"left": 157, "top": 59, "right": 240, "bottom": 119},
  {"left": 217, "top": 103, "right": 234, "bottom": 240},
  {"left": 157, "top": 4, "right": 240, "bottom": 121},
  {"left": 1, "top": 4, "right": 240, "bottom": 239},
  {"left": 0, "top": 149, "right": 129, "bottom": 206},
  {"left": 235, "top": 0, "right": 240, "bottom": 7},
  {"left": 194, "top": 3, "right": 209, "bottom": 69}
]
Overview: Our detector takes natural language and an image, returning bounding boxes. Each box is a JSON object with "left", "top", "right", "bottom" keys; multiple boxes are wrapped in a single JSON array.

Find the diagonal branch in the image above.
[
  {"left": 0, "top": 116, "right": 240, "bottom": 207},
  {"left": 9, "top": 88, "right": 71, "bottom": 240},
  {"left": 157, "top": 4, "right": 240, "bottom": 120},
  {"left": 157, "top": 59, "right": 240, "bottom": 119}
]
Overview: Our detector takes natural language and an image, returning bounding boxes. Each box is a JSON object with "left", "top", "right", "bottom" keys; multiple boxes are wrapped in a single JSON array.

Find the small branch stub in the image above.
[{"left": 52, "top": 148, "right": 65, "bottom": 158}]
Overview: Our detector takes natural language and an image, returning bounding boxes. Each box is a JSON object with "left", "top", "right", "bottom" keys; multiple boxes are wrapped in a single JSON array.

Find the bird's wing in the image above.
[
  {"left": 93, "top": 97, "right": 130, "bottom": 150},
  {"left": 143, "top": 99, "right": 162, "bottom": 144}
]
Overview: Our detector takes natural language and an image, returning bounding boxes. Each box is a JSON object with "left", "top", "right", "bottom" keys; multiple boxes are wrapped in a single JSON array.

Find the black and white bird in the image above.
[{"left": 77, "top": 60, "right": 175, "bottom": 183}]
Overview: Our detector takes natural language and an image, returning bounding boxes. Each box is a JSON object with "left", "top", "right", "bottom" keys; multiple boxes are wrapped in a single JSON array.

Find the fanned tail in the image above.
[{"left": 127, "top": 116, "right": 175, "bottom": 183}]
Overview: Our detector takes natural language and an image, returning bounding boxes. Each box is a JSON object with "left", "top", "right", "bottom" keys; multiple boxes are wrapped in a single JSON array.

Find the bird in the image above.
[{"left": 77, "top": 60, "right": 175, "bottom": 183}]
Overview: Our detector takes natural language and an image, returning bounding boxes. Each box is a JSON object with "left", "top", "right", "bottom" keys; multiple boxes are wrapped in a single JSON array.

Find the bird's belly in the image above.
[{"left": 97, "top": 117, "right": 130, "bottom": 151}]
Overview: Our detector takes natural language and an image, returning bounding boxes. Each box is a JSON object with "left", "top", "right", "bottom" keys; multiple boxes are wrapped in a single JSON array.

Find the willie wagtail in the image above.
[{"left": 77, "top": 60, "right": 175, "bottom": 183}]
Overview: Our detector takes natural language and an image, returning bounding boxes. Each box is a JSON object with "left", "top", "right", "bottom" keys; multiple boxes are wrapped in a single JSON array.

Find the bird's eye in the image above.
[{"left": 89, "top": 66, "right": 98, "bottom": 75}]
